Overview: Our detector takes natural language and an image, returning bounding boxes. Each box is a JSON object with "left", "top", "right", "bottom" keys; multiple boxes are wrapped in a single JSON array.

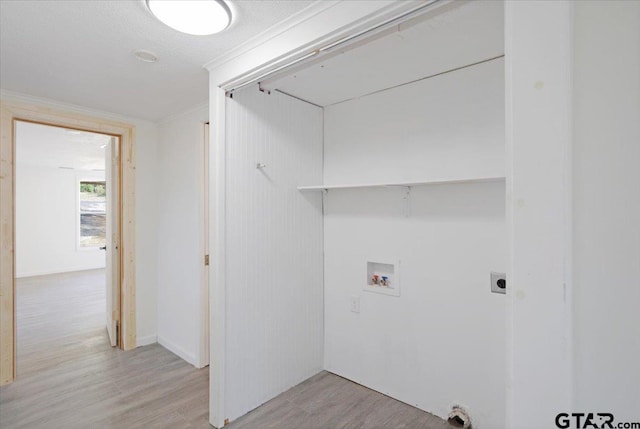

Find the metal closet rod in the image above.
[
  {"left": 325, "top": 54, "right": 505, "bottom": 108},
  {"left": 225, "top": 0, "right": 443, "bottom": 96}
]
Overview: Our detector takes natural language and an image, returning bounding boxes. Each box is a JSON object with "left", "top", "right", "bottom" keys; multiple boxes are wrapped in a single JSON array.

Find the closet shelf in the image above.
[{"left": 297, "top": 176, "right": 505, "bottom": 191}]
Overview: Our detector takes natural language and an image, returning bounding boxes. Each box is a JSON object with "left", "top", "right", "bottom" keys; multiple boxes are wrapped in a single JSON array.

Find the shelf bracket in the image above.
[
  {"left": 402, "top": 186, "right": 411, "bottom": 218},
  {"left": 322, "top": 188, "right": 328, "bottom": 214}
]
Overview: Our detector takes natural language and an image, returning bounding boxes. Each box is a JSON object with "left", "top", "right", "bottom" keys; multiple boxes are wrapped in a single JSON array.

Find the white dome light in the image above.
[{"left": 147, "top": 0, "right": 232, "bottom": 36}]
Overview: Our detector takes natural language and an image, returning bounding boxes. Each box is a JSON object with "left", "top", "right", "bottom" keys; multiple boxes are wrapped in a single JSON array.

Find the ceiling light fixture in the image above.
[{"left": 146, "top": 0, "right": 232, "bottom": 36}]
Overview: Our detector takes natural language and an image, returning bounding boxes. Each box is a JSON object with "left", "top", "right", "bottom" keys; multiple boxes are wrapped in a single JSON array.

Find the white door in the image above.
[{"left": 105, "top": 136, "right": 120, "bottom": 347}]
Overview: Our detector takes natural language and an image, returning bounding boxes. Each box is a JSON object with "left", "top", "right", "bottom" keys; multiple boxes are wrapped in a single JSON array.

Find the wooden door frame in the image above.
[{"left": 0, "top": 99, "right": 137, "bottom": 385}]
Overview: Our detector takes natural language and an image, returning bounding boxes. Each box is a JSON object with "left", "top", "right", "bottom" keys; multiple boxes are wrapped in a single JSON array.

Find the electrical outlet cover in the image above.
[
  {"left": 491, "top": 272, "right": 506, "bottom": 294},
  {"left": 350, "top": 295, "right": 360, "bottom": 313}
]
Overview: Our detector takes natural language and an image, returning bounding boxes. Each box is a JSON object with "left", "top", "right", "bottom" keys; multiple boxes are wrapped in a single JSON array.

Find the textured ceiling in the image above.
[
  {"left": 16, "top": 121, "right": 110, "bottom": 171},
  {"left": 0, "top": 0, "right": 315, "bottom": 121}
]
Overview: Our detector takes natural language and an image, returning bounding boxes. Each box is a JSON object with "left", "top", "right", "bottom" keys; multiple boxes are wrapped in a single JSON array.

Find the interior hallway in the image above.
[{"left": 0, "top": 270, "right": 210, "bottom": 429}]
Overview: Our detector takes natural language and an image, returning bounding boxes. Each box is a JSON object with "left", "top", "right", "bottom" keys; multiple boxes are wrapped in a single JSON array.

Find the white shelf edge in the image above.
[
  {"left": 297, "top": 176, "right": 505, "bottom": 191},
  {"left": 363, "top": 284, "right": 400, "bottom": 297}
]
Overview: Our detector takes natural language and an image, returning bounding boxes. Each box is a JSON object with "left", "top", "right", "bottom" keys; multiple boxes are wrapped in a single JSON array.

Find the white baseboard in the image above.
[
  {"left": 136, "top": 334, "right": 157, "bottom": 347},
  {"left": 157, "top": 336, "right": 197, "bottom": 367}
]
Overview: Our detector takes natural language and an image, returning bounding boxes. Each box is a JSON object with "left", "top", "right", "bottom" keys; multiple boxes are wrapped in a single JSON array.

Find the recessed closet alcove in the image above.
[{"left": 218, "top": 2, "right": 506, "bottom": 427}]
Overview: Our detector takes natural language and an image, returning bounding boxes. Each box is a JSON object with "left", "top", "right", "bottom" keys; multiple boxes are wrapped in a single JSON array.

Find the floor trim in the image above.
[{"left": 157, "top": 336, "right": 197, "bottom": 367}]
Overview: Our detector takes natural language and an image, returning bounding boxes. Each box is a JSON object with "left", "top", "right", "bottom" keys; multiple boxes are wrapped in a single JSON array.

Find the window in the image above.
[{"left": 79, "top": 181, "right": 106, "bottom": 248}]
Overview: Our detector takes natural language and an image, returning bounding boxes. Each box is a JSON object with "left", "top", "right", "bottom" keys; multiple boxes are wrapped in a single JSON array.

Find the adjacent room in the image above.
[{"left": 14, "top": 121, "right": 110, "bottom": 370}]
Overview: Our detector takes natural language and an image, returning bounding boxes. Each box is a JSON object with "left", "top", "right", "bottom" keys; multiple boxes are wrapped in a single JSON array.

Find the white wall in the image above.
[
  {"left": 224, "top": 88, "right": 324, "bottom": 423},
  {"left": 1, "top": 91, "right": 159, "bottom": 346},
  {"left": 572, "top": 0, "right": 640, "bottom": 421},
  {"left": 504, "top": 2, "right": 574, "bottom": 427},
  {"left": 323, "top": 59, "right": 505, "bottom": 185},
  {"left": 156, "top": 104, "right": 208, "bottom": 366},
  {"left": 323, "top": 58, "right": 506, "bottom": 428},
  {"left": 133, "top": 118, "right": 160, "bottom": 346},
  {"left": 15, "top": 165, "right": 105, "bottom": 277}
]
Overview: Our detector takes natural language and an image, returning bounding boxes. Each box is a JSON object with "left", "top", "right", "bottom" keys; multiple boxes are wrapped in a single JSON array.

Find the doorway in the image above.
[
  {"left": 14, "top": 121, "right": 118, "bottom": 356},
  {"left": 0, "top": 100, "right": 137, "bottom": 385}
]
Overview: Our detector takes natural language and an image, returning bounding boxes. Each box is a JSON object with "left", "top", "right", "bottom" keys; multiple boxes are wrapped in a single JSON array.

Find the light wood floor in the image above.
[
  {"left": 1, "top": 269, "right": 452, "bottom": 429},
  {"left": 0, "top": 269, "right": 210, "bottom": 429},
  {"left": 227, "top": 371, "right": 453, "bottom": 429}
]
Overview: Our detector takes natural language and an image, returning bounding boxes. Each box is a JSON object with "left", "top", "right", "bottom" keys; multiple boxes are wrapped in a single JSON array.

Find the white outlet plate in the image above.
[
  {"left": 350, "top": 295, "right": 360, "bottom": 313},
  {"left": 491, "top": 272, "right": 506, "bottom": 294}
]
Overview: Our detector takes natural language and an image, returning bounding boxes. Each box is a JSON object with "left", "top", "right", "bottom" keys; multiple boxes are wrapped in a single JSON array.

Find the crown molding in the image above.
[
  {"left": 205, "top": 1, "right": 438, "bottom": 91},
  {"left": 203, "top": 1, "right": 340, "bottom": 72}
]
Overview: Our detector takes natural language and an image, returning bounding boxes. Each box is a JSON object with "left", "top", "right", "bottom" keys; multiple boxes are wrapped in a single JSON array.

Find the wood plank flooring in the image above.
[
  {"left": 227, "top": 372, "right": 453, "bottom": 429},
  {"left": 1, "top": 269, "right": 452, "bottom": 429},
  {"left": 0, "top": 269, "right": 210, "bottom": 429}
]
